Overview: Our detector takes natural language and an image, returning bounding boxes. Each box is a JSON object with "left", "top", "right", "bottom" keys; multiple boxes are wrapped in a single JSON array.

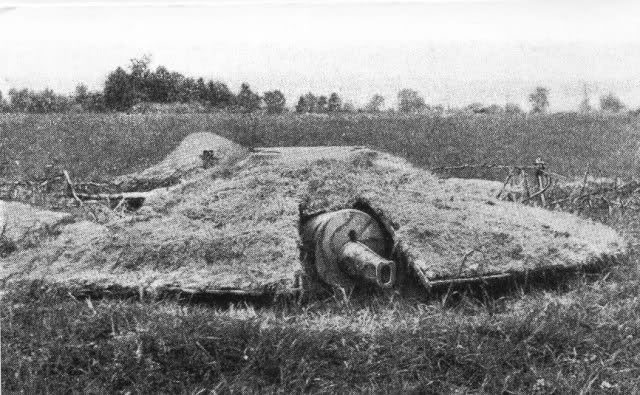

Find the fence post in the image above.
[{"left": 534, "top": 158, "right": 547, "bottom": 207}]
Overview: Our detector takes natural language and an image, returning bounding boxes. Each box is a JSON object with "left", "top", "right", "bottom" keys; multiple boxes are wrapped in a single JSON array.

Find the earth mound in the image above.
[
  {"left": 0, "top": 134, "right": 627, "bottom": 297},
  {"left": 114, "top": 132, "right": 247, "bottom": 191}
]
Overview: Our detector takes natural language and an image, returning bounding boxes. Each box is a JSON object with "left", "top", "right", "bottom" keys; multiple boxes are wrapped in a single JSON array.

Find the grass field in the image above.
[
  {"left": 2, "top": 112, "right": 640, "bottom": 180},
  {"left": 3, "top": 255, "right": 640, "bottom": 393},
  {"left": 3, "top": 112, "right": 640, "bottom": 392}
]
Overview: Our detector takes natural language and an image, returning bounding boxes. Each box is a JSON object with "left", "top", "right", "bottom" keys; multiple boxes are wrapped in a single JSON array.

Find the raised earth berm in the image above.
[
  {"left": 113, "top": 132, "right": 248, "bottom": 191},
  {"left": 0, "top": 133, "right": 628, "bottom": 300}
]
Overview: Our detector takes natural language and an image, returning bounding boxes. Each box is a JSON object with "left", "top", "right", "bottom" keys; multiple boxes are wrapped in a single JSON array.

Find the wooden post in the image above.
[
  {"left": 520, "top": 169, "right": 530, "bottom": 203},
  {"left": 63, "top": 170, "right": 83, "bottom": 207},
  {"left": 496, "top": 172, "right": 513, "bottom": 199},
  {"left": 534, "top": 158, "right": 547, "bottom": 207}
]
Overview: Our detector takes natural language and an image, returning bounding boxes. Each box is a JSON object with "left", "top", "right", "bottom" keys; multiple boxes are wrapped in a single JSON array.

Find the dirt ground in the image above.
[{"left": 0, "top": 133, "right": 627, "bottom": 296}]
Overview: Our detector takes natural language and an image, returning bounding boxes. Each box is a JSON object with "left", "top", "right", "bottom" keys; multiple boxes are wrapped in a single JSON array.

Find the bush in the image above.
[
  {"left": 263, "top": 90, "right": 286, "bottom": 114},
  {"left": 505, "top": 103, "right": 524, "bottom": 114},
  {"left": 7, "top": 88, "right": 71, "bottom": 113},
  {"left": 528, "top": 87, "right": 550, "bottom": 114},
  {"left": 397, "top": 89, "right": 426, "bottom": 113},
  {"left": 0, "top": 90, "right": 7, "bottom": 112},
  {"left": 600, "top": 93, "right": 625, "bottom": 113}
]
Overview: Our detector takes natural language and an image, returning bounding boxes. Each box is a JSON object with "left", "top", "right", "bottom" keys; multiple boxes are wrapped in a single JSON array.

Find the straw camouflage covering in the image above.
[{"left": 0, "top": 133, "right": 628, "bottom": 298}]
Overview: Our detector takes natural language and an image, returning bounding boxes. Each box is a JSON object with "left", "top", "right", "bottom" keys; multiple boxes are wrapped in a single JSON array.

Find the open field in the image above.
[
  {"left": 3, "top": 112, "right": 640, "bottom": 392},
  {"left": 2, "top": 112, "right": 640, "bottom": 180}
]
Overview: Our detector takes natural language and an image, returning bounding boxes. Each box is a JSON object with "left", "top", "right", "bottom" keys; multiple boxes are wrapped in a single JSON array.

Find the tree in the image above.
[
  {"left": 205, "top": 80, "right": 233, "bottom": 107},
  {"left": 397, "top": 89, "right": 426, "bottom": 113},
  {"left": 74, "top": 83, "right": 89, "bottom": 105},
  {"left": 295, "top": 96, "right": 306, "bottom": 113},
  {"left": 600, "top": 93, "right": 625, "bottom": 113},
  {"left": 195, "top": 77, "right": 208, "bottom": 102},
  {"left": 183, "top": 78, "right": 201, "bottom": 103},
  {"left": 364, "top": 94, "right": 385, "bottom": 112},
  {"left": 128, "top": 55, "right": 152, "bottom": 103},
  {"left": 73, "top": 84, "right": 106, "bottom": 112},
  {"left": 82, "top": 92, "right": 107, "bottom": 112},
  {"left": 578, "top": 97, "right": 592, "bottom": 114},
  {"left": 295, "top": 93, "right": 318, "bottom": 113},
  {"left": 263, "top": 90, "right": 286, "bottom": 114},
  {"left": 129, "top": 55, "right": 151, "bottom": 79},
  {"left": 236, "top": 83, "right": 261, "bottom": 112},
  {"left": 0, "top": 90, "right": 6, "bottom": 112},
  {"left": 39, "top": 89, "right": 70, "bottom": 112},
  {"left": 104, "top": 67, "right": 135, "bottom": 111},
  {"left": 578, "top": 83, "right": 592, "bottom": 114},
  {"left": 327, "top": 92, "right": 342, "bottom": 112},
  {"left": 304, "top": 93, "right": 318, "bottom": 113},
  {"left": 504, "top": 102, "right": 523, "bottom": 114},
  {"left": 317, "top": 95, "right": 328, "bottom": 113},
  {"left": 342, "top": 101, "right": 356, "bottom": 113},
  {"left": 100, "top": 57, "right": 243, "bottom": 110},
  {"left": 8, "top": 88, "right": 31, "bottom": 112},
  {"left": 528, "top": 86, "right": 550, "bottom": 114},
  {"left": 146, "top": 66, "right": 175, "bottom": 103}
]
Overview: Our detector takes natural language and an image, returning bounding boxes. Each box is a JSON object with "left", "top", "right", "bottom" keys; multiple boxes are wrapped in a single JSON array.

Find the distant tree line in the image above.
[
  {"left": 0, "top": 56, "right": 635, "bottom": 115},
  {"left": 102, "top": 56, "right": 251, "bottom": 112},
  {"left": 1, "top": 88, "right": 71, "bottom": 113},
  {"left": 0, "top": 56, "right": 281, "bottom": 114}
]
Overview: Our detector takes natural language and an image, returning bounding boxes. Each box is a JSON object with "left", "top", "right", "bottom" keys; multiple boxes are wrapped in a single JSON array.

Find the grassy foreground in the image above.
[
  {"left": 3, "top": 258, "right": 640, "bottom": 393},
  {"left": 3, "top": 213, "right": 640, "bottom": 393},
  {"left": 2, "top": 112, "right": 640, "bottom": 180}
]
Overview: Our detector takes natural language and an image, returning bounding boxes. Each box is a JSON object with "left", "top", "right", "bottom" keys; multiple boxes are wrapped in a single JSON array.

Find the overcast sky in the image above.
[{"left": 2, "top": 0, "right": 640, "bottom": 110}]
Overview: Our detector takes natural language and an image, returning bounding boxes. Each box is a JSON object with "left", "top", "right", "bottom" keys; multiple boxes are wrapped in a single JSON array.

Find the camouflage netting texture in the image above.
[{"left": 0, "top": 134, "right": 627, "bottom": 295}]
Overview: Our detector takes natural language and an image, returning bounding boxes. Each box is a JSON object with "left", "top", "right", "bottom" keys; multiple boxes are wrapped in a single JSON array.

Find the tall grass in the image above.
[
  {"left": 2, "top": 112, "right": 640, "bottom": 180},
  {"left": 3, "top": 260, "right": 640, "bottom": 393}
]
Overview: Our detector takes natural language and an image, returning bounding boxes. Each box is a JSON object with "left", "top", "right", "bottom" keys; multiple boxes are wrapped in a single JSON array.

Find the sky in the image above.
[{"left": 2, "top": 0, "right": 640, "bottom": 110}]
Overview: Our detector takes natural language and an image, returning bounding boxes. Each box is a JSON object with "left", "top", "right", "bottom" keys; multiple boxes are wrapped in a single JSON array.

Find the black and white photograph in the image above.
[{"left": 1, "top": 0, "right": 639, "bottom": 392}]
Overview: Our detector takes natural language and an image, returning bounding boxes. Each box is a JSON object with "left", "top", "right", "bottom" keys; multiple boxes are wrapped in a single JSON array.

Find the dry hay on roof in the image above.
[
  {"left": 0, "top": 136, "right": 627, "bottom": 297},
  {"left": 0, "top": 201, "right": 72, "bottom": 260}
]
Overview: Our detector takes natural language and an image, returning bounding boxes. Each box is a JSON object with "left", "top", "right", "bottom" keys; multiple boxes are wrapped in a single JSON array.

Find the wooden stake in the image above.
[
  {"left": 442, "top": 249, "right": 477, "bottom": 306},
  {"left": 521, "top": 169, "right": 530, "bottom": 203},
  {"left": 63, "top": 170, "right": 83, "bottom": 207},
  {"left": 496, "top": 172, "right": 513, "bottom": 199},
  {"left": 537, "top": 174, "right": 547, "bottom": 207},
  {"left": 579, "top": 165, "right": 590, "bottom": 196}
]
